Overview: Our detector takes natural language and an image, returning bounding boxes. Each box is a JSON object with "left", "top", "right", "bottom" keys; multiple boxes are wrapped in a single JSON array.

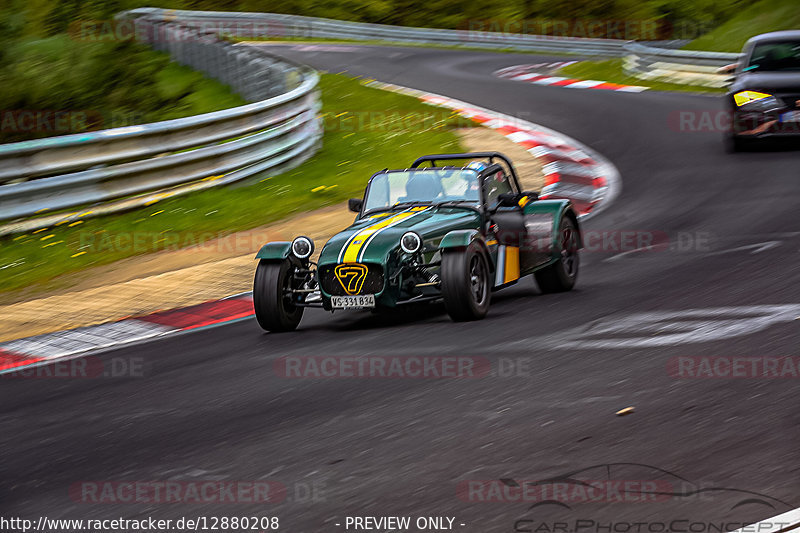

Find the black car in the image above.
[{"left": 722, "top": 30, "right": 800, "bottom": 151}]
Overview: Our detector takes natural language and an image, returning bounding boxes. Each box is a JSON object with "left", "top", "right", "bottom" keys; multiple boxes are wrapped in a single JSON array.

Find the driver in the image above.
[
  {"left": 461, "top": 162, "right": 484, "bottom": 201},
  {"left": 404, "top": 172, "right": 443, "bottom": 201}
]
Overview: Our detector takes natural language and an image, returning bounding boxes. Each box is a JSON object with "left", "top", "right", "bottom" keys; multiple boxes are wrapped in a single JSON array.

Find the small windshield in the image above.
[
  {"left": 363, "top": 169, "right": 481, "bottom": 212},
  {"left": 745, "top": 41, "right": 800, "bottom": 72}
]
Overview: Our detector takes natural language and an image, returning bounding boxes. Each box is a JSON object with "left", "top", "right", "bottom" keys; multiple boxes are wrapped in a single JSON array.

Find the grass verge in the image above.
[
  {"left": 0, "top": 73, "right": 467, "bottom": 294},
  {"left": 557, "top": 59, "right": 726, "bottom": 94},
  {"left": 685, "top": 0, "right": 800, "bottom": 53}
]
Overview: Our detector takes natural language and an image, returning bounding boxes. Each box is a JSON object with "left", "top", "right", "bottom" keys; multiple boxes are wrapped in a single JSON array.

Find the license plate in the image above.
[
  {"left": 331, "top": 294, "right": 375, "bottom": 309},
  {"left": 779, "top": 110, "right": 800, "bottom": 123}
]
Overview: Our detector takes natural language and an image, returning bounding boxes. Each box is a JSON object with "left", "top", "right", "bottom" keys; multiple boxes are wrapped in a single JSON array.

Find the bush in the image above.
[{"left": 0, "top": 35, "right": 245, "bottom": 144}]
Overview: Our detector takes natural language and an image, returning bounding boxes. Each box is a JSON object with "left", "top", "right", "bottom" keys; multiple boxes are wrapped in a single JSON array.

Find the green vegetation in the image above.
[
  {"left": 557, "top": 59, "right": 726, "bottom": 93},
  {"left": 0, "top": 73, "right": 467, "bottom": 293},
  {"left": 0, "top": 35, "right": 246, "bottom": 144},
  {"left": 4, "top": 0, "right": 796, "bottom": 60},
  {"left": 1, "top": 0, "right": 794, "bottom": 293},
  {"left": 0, "top": 0, "right": 765, "bottom": 44},
  {"left": 685, "top": 0, "right": 800, "bottom": 52}
]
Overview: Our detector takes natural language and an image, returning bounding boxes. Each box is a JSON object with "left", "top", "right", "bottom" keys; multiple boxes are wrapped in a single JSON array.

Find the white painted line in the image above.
[
  {"left": 543, "top": 161, "right": 604, "bottom": 178},
  {"left": 526, "top": 304, "right": 800, "bottom": 350},
  {"left": 707, "top": 241, "right": 781, "bottom": 256},
  {"left": 531, "top": 76, "right": 568, "bottom": 85},
  {"left": 615, "top": 85, "right": 649, "bottom": 93},
  {"left": 507, "top": 130, "right": 565, "bottom": 148},
  {"left": 540, "top": 183, "right": 598, "bottom": 201},
  {"left": 481, "top": 118, "right": 524, "bottom": 130},
  {"left": 564, "top": 79, "right": 605, "bottom": 89},
  {"left": 528, "top": 145, "right": 592, "bottom": 162},
  {"left": 511, "top": 73, "right": 541, "bottom": 81},
  {"left": 505, "top": 131, "right": 542, "bottom": 143},
  {"left": 603, "top": 243, "right": 671, "bottom": 262},
  {"left": 1, "top": 320, "right": 173, "bottom": 359}
]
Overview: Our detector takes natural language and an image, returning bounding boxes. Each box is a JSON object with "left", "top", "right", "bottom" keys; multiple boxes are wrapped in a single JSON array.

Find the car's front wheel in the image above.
[
  {"left": 253, "top": 259, "right": 304, "bottom": 332},
  {"left": 534, "top": 215, "right": 579, "bottom": 293},
  {"left": 441, "top": 242, "right": 491, "bottom": 321}
]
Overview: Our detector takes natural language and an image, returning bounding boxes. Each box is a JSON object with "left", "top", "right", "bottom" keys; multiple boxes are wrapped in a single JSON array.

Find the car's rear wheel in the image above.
[
  {"left": 535, "top": 216, "right": 579, "bottom": 293},
  {"left": 441, "top": 242, "right": 491, "bottom": 321},
  {"left": 253, "top": 259, "right": 304, "bottom": 332}
]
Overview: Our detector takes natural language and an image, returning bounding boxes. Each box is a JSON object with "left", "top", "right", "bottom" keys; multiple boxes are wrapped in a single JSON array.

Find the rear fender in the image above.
[{"left": 522, "top": 199, "right": 582, "bottom": 258}]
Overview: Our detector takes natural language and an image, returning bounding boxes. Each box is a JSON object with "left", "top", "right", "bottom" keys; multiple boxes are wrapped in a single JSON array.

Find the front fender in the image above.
[
  {"left": 439, "top": 230, "right": 493, "bottom": 269},
  {"left": 439, "top": 229, "right": 480, "bottom": 249},
  {"left": 254, "top": 241, "right": 292, "bottom": 261}
]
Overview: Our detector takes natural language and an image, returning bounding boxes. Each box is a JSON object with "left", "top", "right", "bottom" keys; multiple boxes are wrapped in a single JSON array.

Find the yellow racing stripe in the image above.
[{"left": 341, "top": 207, "right": 429, "bottom": 263}]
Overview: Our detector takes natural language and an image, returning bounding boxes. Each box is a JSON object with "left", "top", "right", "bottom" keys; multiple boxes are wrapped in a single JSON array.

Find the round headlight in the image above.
[
  {"left": 400, "top": 232, "right": 422, "bottom": 254},
  {"left": 291, "top": 236, "right": 314, "bottom": 259}
]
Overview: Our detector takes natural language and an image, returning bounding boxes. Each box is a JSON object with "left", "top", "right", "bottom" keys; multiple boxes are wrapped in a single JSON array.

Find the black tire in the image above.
[
  {"left": 441, "top": 242, "right": 491, "bottom": 321},
  {"left": 253, "top": 259, "right": 304, "bottom": 332},
  {"left": 535, "top": 215, "right": 579, "bottom": 293}
]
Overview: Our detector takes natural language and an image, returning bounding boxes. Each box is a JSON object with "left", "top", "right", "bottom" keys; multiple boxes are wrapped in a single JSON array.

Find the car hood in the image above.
[
  {"left": 318, "top": 207, "right": 480, "bottom": 265},
  {"left": 731, "top": 72, "right": 800, "bottom": 95}
]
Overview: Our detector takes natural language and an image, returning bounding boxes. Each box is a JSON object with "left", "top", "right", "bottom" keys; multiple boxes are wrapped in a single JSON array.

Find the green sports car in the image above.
[{"left": 253, "top": 152, "right": 582, "bottom": 331}]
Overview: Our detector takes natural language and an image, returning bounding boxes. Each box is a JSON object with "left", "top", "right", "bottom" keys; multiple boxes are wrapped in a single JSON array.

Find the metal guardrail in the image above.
[
  {"left": 129, "top": 8, "right": 738, "bottom": 87},
  {"left": 0, "top": 14, "right": 321, "bottom": 227},
  {"left": 0, "top": 7, "right": 738, "bottom": 231},
  {"left": 623, "top": 42, "right": 740, "bottom": 88},
  {"left": 122, "top": 7, "right": 629, "bottom": 56}
]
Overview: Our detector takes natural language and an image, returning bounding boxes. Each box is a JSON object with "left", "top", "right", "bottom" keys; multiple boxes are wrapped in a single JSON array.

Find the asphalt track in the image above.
[{"left": 1, "top": 45, "right": 799, "bottom": 531}]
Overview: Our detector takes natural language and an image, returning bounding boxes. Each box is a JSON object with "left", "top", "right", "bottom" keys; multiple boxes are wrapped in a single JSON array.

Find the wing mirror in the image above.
[
  {"left": 497, "top": 191, "right": 539, "bottom": 208},
  {"left": 497, "top": 192, "right": 519, "bottom": 208},
  {"left": 348, "top": 198, "right": 363, "bottom": 213}
]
